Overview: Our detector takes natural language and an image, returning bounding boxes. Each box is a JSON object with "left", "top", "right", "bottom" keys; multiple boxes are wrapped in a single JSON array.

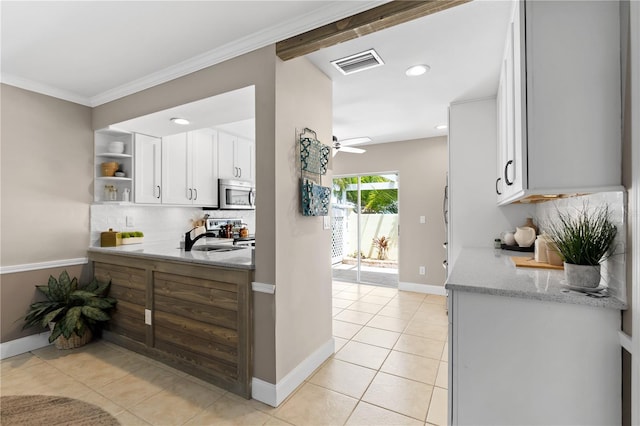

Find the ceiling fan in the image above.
[{"left": 332, "top": 136, "right": 368, "bottom": 157}]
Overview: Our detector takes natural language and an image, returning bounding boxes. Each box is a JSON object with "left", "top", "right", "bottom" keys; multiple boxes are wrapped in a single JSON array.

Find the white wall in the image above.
[{"left": 448, "top": 98, "right": 534, "bottom": 271}]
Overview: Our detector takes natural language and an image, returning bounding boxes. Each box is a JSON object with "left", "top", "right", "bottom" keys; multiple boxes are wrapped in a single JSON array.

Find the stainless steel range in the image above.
[{"left": 205, "top": 217, "right": 255, "bottom": 246}]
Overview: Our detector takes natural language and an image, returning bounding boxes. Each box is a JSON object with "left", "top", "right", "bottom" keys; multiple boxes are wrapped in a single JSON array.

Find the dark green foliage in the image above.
[
  {"left": 23, "top": 271, "right": 117, "bottom": 343},
  {"left": 546, "top": 204, "right": 618, "bottom": 266},
  {"left": 333, "top": 176, "right": 398, "bottom": 213}
]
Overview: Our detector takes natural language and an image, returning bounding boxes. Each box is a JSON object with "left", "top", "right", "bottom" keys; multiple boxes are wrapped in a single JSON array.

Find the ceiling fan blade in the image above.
[
  {"left": 340, "top": 146, "right": 366, "bottom": 154},
  {"left": 340, "top": 137, "right": 371, "bottom": 146}
]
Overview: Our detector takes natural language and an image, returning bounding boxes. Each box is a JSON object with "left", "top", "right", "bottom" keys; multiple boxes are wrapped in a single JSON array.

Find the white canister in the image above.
[{"left": 534, "top": 235, "right": 548, "bottom": 263}]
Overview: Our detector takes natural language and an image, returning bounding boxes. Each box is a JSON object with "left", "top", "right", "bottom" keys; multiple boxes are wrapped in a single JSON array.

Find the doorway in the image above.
[{"left": 331, "top": 173, "right": 399, "bottom": 287}]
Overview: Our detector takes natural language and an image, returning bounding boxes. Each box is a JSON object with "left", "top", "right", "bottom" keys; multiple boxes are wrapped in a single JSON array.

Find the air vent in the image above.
[{"left": 330, "top": 49, "right": 384, "bottom": 75}]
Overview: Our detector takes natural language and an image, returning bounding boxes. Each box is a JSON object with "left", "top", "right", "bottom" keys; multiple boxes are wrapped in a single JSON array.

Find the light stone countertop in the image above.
[
  {"left": 445, "top": 248, "right": 627, "bottom": 310},
  {"left": 88, "top": 238, "right": 254, "bottom": 270}
]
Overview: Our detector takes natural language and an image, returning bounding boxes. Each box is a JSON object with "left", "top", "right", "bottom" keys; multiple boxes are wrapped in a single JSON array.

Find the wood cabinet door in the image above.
[{"left": 134, "top": 133, "right": 162, "bottom": 204}]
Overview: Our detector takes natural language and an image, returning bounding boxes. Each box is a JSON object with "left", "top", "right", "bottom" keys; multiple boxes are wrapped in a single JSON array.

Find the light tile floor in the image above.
[{"left": 0, "top": 281, "right": 448, "bottom": 425}]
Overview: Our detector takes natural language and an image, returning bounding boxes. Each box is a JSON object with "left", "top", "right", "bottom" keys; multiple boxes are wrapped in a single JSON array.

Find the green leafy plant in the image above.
[
  {"left": 546, "top": 203, "right": 617, "bottom": 266},
  {"left": 23, "top": 271, "right": 117, "bottom": 343}
]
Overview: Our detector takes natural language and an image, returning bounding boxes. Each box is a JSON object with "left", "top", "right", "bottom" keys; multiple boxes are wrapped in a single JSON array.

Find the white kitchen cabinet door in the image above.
[
  {"left": 161, "top": 133, "right": 190, "bottom": 205},
  {"left": 217, "top": 131, "right": 254, "bottom": 183},
  {"left": 189, "top": 128, "right": 218, "bottom": 206},
  {"left": 134, "top": 133, "right": 162, "bottom": 204},
  {"left": 217, "top": 131, "right": 237, "bottom": 180},
  {"left": 235, "top": 137, "right": 254, "bottom": 182},
  {"left": 496, "top": 2, "right": 526, "bottom": 203},
  {"left": 449, "top": 290, "right": 620, "bottom": 425}
]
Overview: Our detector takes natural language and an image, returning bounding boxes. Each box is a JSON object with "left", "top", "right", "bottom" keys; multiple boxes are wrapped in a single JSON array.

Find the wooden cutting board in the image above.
[{"left": 511, "top": 256, "right": 564, "bottom": 270}]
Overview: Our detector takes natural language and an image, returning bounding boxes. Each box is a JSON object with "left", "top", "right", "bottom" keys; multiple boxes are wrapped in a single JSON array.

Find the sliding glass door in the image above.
[{"left": 331, "top": 173, "right": 399, "bottom": 287}]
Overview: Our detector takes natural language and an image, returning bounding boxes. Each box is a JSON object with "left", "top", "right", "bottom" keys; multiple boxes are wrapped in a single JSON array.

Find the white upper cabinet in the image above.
[
  {"left": 134, "top": 133, "right": 162, "bottom": 204},
  {"left": 496, "top": 0, "right": 621, "bottom": 205},
  {"left": 218, "top": 130, "right": 254, "bottom": 183},
  {"left": 161, "top": 129, "right": 218, "bottom": 206}
]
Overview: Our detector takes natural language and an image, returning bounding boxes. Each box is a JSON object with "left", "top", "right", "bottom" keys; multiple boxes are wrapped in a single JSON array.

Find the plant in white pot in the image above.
[{"left": 546, "top": 203, "right": 618, "bottom": 288}]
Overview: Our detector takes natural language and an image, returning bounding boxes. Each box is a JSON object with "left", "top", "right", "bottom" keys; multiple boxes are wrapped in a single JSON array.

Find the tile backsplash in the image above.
[
  {"left": 535, "top": 191, "right": 626, "bottom": 302},
  {"left": 90, "top": 205, "right": 255, "bottom": 247}
]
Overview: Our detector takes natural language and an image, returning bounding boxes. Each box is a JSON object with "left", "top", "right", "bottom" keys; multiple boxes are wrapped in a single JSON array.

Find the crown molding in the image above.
[{"left": 0, "top": 73, "right": 92, "bottom": 106}]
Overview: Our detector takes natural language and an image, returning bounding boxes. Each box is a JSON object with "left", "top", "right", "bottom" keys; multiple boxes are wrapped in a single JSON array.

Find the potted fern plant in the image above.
[
  {"left": 23, "top": 271, "right": 117, "bottom": 349},
  {"left": 546, "top": 203, "right": 618, "bottom": 289}
]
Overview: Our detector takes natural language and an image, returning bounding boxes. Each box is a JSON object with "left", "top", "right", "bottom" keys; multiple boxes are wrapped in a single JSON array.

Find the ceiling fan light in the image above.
[{"left": 405, "top": 64, "right": 430, "bottom": 77}]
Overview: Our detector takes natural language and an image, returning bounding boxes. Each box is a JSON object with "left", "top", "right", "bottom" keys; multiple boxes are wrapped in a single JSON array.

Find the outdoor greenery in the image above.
[
  {"left": 546, "top": 204, "right": 618, "bottom": 265},
  {"left": 23, "top": 271, "right": 117, "bottom": 343},
  {"left": 372, "top": 236, "right": 390, "bottom": 260},
  {"left": 333, "top": 176, "right": 398, "bottom": 213}
]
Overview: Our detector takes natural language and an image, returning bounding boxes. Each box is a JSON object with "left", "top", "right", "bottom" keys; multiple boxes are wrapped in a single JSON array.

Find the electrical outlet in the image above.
[
  {"left": 420, "top": 216, "right": 426, "bottom": 224},
  {"left": 323, "top": 216, "right": 330, "bottom": 230},
  {"left": 145, "top": 309, "right": 152, "bottom": 325},
  {"left": 419, "top": 266, "right": 426, "bottom": 275},
  {"left": 126, "top": 216, "right": 134, "bottom": 227}
]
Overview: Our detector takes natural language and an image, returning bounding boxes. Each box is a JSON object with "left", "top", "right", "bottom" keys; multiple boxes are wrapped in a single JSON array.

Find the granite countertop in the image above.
[
  {"left": 88, "top": 238, "right": 254, "bottom": 270},
  {"left": 445, "top": 248, "right": 627, "bottom": 310}
]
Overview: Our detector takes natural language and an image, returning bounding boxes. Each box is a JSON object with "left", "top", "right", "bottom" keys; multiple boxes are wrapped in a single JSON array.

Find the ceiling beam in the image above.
[{"left": 276, "top": 0, "right": 471, "bottom": 61}]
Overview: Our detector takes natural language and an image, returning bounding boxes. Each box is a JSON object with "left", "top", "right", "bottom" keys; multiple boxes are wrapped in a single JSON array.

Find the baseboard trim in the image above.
[
  {"left": 252, "top": 337, "right": 335, "bottom": 407},
  {"left": 0, "top": 332, "right": 51, "bottom": 359},
  {"left": 398, "top": 282, "right": 447, "bottom": 296},
  {"left": 0, "top": 258, "right": 88, "bottom": 275}
]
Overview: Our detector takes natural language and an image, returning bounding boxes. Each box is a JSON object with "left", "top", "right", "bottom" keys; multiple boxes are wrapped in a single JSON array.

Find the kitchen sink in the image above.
[{"left": 191, "top": 245, "right": 245, "bottom": 252}]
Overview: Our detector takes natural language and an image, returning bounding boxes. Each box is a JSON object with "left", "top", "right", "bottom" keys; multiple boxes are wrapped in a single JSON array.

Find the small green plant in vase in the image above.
[
  {"left": 546, "top": 203, "right": 617, "bottom": 288},
  {"left": 23, "top": 271, "right": 117, "bottom": 349}
]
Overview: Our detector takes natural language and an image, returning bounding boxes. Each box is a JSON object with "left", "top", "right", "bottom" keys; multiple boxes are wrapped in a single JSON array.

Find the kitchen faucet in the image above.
[{"left": 184, "top": 228, "right": 217, "bottom": 251}]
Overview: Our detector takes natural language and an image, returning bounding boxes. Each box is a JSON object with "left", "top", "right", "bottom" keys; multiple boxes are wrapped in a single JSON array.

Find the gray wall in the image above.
[
  {"left": 0, "top": 84, "right": 93, "bottom": 342},
  {"left": 333, "top": 137, "right": 448, "bottom": 288},
  {"left": 274, "top": 56, "right": 333, "bottom": 380}
]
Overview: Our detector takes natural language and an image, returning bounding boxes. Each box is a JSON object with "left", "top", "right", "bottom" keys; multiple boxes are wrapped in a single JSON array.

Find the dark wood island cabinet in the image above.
[{"left": 90, "top": 251, "right": 254, "bottom": 398}]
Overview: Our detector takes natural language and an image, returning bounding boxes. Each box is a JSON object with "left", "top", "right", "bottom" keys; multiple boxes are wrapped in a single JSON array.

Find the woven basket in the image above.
[{"left": 48, "top": 323, "right": 93, "bottom": 350}]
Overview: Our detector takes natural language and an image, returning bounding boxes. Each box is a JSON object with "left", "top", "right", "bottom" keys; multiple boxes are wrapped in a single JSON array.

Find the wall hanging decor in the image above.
[{"left": 299, "top": 128, "right": 331, "bottom": 216}]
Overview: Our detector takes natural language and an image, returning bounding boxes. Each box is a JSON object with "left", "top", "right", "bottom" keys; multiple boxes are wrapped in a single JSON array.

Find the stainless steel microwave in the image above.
[{"left": 219, "top": 179, "right": 255, "bottom": 210}]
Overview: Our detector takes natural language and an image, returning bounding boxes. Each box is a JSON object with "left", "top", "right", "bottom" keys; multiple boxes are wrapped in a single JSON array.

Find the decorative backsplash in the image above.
[
  {"left": 535, "top": 191, "right": 626, "bottom": 302},
  {"left": 90, "top": 205, "right": 256, "bottom": 247}
]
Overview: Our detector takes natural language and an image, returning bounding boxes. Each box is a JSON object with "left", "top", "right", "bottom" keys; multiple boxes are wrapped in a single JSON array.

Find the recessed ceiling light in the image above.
[
  {"left": 170, "top": 117, "right": 190, "bottom": 125},
  {"left": 435, "top": 124, "right": 448, "bottom": 130},
  {"left": 405, "top": 64, "right": 430, "bottom": 77}
]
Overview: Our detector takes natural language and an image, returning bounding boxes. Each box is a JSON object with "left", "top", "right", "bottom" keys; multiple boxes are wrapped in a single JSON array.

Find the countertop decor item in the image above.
[
  {"left": 22, "top": 270, "right": 117, "bottom": 349},
  {"left": 546, "top": 203, "right": 618, "bottom": 288},
  {"left": 514, "top": 226, "right": 536, "bottom": 247}
]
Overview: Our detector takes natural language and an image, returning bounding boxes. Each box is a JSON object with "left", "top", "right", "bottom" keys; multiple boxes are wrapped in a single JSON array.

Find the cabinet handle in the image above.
[
  {"left": 156, "top": 185, "right": 161, "bottom": 199},
  {"left": 496, "top": 177, "right": 502, "bottom": 195},
  {"left": 504, "top": 160, "right": 514, "bottom": 186},
  {"left": 193, "top": 188, "right": 198, "bottom": 200},
  {"left": 238, "top": 168, "right": 242, "bottom": 178},
  {"left": 188, "top": 188, "right": 193, "bottom": 200}
]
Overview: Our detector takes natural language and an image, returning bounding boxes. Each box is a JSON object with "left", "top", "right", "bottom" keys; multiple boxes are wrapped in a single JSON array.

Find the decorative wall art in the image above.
[{"left": 298, "top": 128, "right": 331, "bottom": 216}]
